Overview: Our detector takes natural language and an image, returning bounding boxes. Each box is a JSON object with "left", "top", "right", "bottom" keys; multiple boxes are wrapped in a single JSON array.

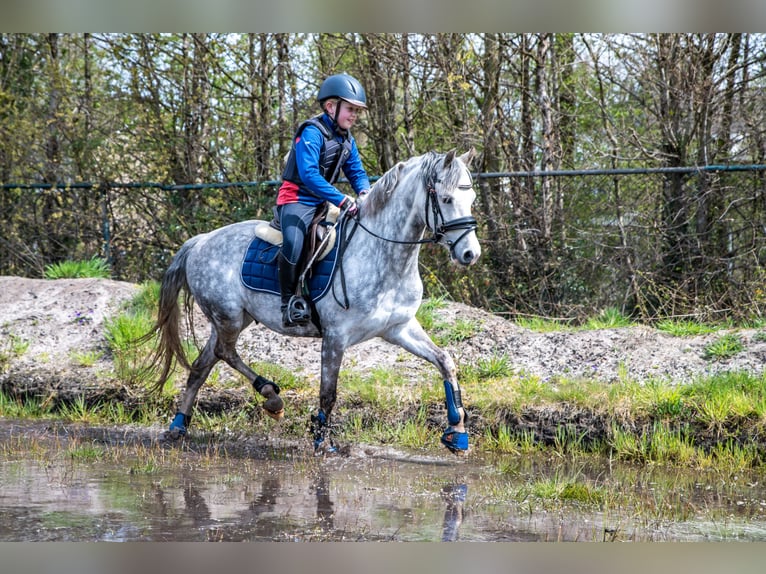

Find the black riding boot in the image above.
[{"left": 278, "top": 253, "right": 309, "bottom": 327}]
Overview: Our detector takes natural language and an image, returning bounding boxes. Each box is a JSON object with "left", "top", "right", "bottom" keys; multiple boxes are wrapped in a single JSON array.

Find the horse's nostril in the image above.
[{"left": 463, "top": 251, "right": 474, "bottom": 264}]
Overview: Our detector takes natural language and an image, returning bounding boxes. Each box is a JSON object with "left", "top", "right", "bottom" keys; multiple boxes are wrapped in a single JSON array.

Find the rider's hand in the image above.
[{"left": 342, "top": 195, "right": 359, "bottom": 218}]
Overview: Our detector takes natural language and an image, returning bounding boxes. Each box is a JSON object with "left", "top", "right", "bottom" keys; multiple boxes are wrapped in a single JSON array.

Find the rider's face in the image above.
[{"left": 327, "top": 100, "right": 363, "bottom": 130}]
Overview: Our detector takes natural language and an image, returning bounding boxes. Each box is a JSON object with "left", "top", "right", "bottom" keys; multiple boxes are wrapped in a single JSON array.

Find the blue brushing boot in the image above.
[
  {"left": 168, "top": 412, "right": 190, "bottom": 439},
  {"left": 311, "top": 410, "right": 337, "bottom": 455},
  {"left": 441, "top": 427, "right": 469, "bottom": 454}
]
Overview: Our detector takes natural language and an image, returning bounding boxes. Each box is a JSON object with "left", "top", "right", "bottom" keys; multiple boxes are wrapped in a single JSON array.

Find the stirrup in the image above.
[
  {"left": 284, "top": 295, "right": 311, "bottom": 326},
  {"left": 441, "top": 427, "right": 469, "bottom": 454}
]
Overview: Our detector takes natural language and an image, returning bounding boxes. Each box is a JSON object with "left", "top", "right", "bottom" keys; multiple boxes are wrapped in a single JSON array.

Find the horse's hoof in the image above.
[
  {"left": 441, "top": 428, "right": 469, "bottom": 455},
  {"left": 164, "top": 428, "right": 185, "bottom": 441},
  {"left": 313, "top": 438, "right": 338, "bottom": 456},
  {"left": 264, "top": 406, "right": 285, "bottom": 421},
  {"left": 262, "top": 387, "right": 284, "bottom": 420},
  {"left": 166, "top": 412, "right": 188, "bottom": 440}
]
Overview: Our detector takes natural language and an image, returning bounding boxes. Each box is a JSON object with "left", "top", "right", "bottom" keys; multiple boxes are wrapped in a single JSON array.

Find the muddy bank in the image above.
[{"left": 2, "top": 276, "right": 766, "bottom": 447}]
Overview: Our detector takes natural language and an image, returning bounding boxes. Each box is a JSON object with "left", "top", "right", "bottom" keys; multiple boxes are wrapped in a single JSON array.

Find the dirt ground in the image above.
[{"left": 2, "top": 275, "right": 766, "bottom": 408}]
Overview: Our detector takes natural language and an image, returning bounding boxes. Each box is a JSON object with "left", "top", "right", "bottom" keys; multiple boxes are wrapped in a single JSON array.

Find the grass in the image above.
[
  {"left": 656, "top": 319, "right": 718, "bottom": 337},
  {"left": 1, "top": 333, "right": 29, "bottom": 371},
  {"left": 516, "top": 315, "right": 573, "bottom": 332},
  {"left": 69, "top": 349, "right": 102, "bottom": 367},
  {"left": 583, "top": 307, "right": 634, "bottom": 330},
  {"left": 703, "top": 333, "right": 745, "bottom": 360},
  {"left": 44, "top": 257, "right": 111, "bottom": 279}
]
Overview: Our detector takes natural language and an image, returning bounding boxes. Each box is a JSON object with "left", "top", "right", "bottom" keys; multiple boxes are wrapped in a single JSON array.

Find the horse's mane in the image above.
[{"left": 362, "top": 151, "right": 464, "bottom": 218}]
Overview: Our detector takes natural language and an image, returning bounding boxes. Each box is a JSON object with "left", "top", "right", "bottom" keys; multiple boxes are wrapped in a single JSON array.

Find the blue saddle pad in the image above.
[{"left": 240, "top": 231, "right": 340, "bottom": 302}]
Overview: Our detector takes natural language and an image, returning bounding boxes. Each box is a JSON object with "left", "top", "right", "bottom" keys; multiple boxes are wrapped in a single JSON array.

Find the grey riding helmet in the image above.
[{"left": 317, "top": 74, "right": 367, "bottom": 109}]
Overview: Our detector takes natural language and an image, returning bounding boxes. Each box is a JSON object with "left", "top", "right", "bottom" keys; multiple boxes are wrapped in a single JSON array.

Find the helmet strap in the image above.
[{"left": 326, "top": 99, "right": 347, "bottom": 135}]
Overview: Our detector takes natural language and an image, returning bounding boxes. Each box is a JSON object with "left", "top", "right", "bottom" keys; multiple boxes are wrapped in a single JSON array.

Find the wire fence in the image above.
[{"left": 3, "top": 164, "right": 766, "bottom": 320}]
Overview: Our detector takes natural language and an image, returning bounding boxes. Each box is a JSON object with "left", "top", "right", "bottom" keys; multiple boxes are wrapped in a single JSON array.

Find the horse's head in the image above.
[{"left": 426, "top": 148, "right": 482, "bottom": 266}]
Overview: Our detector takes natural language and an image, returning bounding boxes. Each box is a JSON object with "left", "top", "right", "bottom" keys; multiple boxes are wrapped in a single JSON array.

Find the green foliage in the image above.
[
  {"left": 461, "top": 353, "right": 513, "bottom": 382},
  {"left": 67, "top": 442, "right": 105, "bottom": 462},
  {"left": 518, "top": 473, "right": 606, "bottom": 505},
  {"left": 656, "top": 319, "right": 718, "bottom": 337},
  {"left": 44, "top": 257, "right": 111, "bottom": 279},
  {"left": 703, "top": 333, "right": 745, "bottom": 360},
  {"left": 583, "top": 307, "right": 634, "bottom": 330},
  {"left": 516, "top": 316, "right": 572, "bottom": 332},
  {"left": 69, "top": 349, "right": 102, "bottom": 367},
  {"left": 1, "top": 333, "right": 29, "bottom": 372},
  {"left": 104, "top": 306, "right": 156, "bottom": 386},
  {"left": 0, "top": 390, "right": 48, "bottom": 418},
  {"left": 416, "top": 296, "right": 447, "bottom": 331}
]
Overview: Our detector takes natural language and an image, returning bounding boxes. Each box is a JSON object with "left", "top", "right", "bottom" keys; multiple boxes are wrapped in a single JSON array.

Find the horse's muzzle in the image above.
[{"left": 454, "top": 246, "right": 481, "bottom": 266}]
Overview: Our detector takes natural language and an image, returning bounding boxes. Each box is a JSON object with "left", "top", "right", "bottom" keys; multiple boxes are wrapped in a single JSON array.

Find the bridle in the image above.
[
  {"left": 331, "top": 167, "right": 478, "bottom": 310},
  {"left": 350, "top": 171, "right": 478, "bottom": 261}
]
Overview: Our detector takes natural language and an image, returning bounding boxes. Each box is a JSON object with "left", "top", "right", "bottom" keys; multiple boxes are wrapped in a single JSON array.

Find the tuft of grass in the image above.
[
  {"left": 44, "top": 257, "right": 111, "bottom": 279},
  {"left": 69, "top": 349, "right": 102, "bottom": 367},
  {"left": 416, "top": 296, "right": 447, "bottom": 331},
  {"left": 703, "top": 333, "right": 745, "bottom": 360},
  {"left": 126, "top": 280, "right": 161, "bottom": 315},
  {"left": 67, "top": 442, "right": 105, "bottom": 462},
  {"left": 433, "top": 318, "right": 481, "bottom": 346},
  {"left": 583, "top": 307, "right": 634, "bottom": 330},
  {"left": 394, "top": 406, "right": 432, "bottom": 449},
  {"left": 104, "top": 310, "right": 157, "bottom": 386},
  {"left": 516, "top": 316, "right": 572, "bottom": 332},
  {"left": 59, "top": 396, "right": 98, "bottom": 423},
  {"left": 656, "top": 319, "right": 718, "bottom": 337},
  {"left": 467, "top": 353, "right": 513, "bottom": 381},
  {"left": 0, "top": 390, "right": 50, "bottom": 418},
  {"left": 518, "top": 473, "right": 606, "bottom": 505},
  {"left": 1, "top": 333, "right": 29, "bottom": 371}
]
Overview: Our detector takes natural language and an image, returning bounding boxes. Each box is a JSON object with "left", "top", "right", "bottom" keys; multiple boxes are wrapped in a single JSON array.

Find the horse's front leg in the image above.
[
  {"left": 311, "top": 335, "right": 345, "bottom": 454},
  {"left": 383, "top": 318, "right": 468, "bottom": 454}
]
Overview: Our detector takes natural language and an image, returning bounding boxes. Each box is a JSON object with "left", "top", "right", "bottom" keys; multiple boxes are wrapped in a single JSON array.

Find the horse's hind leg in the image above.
[
  {"left": 167, "top": 335, "right": 220, "bottom": 439},
  {"left": 167, "top": 320, "right": 283, "bottom": 439},
  {"left": 212, "top": 317, "right": 284, "bottom": 420}
]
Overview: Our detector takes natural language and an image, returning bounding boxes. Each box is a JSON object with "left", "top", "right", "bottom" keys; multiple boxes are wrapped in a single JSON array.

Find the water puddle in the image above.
[{"left": 2, "top": 419, "right": 766, "bottom": 541}]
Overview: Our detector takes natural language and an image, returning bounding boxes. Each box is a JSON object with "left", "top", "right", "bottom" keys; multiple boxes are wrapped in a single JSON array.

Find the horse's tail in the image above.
[{"left": 146, "top": 238, "right": 198, "bottom": 396}]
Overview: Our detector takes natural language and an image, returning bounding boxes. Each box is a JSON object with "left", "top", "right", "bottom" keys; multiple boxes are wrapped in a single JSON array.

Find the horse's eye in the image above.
[{"left": 442, "top": 196, "right": 453, "bottom": 204}]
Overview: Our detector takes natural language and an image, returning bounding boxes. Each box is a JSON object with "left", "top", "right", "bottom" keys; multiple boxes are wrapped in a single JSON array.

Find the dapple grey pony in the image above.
[{"left": 147, "top": 149, "right": 481, "bottom": 454}]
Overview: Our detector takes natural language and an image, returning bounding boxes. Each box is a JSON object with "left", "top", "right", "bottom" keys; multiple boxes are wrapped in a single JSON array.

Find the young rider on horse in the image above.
[{"left": 275, "top": 73, "right": 371, "bottom": 327}]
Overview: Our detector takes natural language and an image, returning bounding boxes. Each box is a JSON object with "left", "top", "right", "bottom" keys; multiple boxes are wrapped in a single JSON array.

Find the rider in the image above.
[{"left": 275, "top": 73, "right": 371, "bottom": 327}]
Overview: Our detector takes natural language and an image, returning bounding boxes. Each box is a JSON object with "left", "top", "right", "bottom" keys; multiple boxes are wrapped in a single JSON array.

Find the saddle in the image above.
[
  {"left": 256, "top": 202, "right": 340, "bottom": 264},
  {"left": 240, "top": 204, "right": 343, "bottom": 306}
]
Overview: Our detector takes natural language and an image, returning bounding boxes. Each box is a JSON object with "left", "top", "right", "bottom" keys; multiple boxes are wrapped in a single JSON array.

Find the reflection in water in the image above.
[
  {"left": 3, "top": 420, "right": 766, "bottom": 541},
  {"left": 441, "top": 484, "right": 467, "bottom": 542},
  {"left": 311, "top": 470, "right": 335, "bottom": 530}
]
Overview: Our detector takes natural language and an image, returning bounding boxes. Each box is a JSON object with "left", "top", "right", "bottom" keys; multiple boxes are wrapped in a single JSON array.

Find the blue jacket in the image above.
[{"left": 277, "top": 113, "right": 370, "bottom": 207}]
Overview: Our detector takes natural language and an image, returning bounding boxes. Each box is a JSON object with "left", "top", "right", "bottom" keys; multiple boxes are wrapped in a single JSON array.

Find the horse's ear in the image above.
[
  {"left": 459, "top": 147, "right": 476, "bottom": 168},
  {"left": 443, "top": 149, "right": 457, "bottom": 168}
]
